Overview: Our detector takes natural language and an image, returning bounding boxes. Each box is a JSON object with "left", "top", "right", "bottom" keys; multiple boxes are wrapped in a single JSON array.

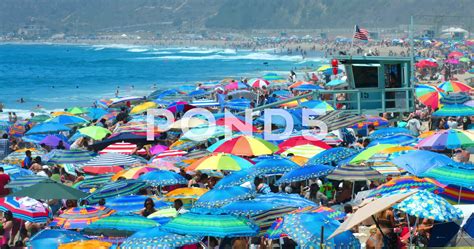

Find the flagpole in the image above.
[{"left": 349, "top": 25, "right": 356, "bottom": 55}]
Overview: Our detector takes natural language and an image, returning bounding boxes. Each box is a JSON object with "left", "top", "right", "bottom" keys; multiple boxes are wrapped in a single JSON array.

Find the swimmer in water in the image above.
[{"left": 18, "top": 98, "right": 25, "bottom": 103}]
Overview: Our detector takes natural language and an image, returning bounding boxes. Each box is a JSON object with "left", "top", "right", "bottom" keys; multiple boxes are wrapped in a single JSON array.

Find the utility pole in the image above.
[{"left": 410, "top": 16, "right": 415, "bottom": 87}]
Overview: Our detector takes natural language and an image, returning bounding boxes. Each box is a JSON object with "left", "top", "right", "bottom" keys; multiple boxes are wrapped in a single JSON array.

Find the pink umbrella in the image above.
[
  {"left": 445, "top": 59, "right": 459, "bottom": 64},
  {"left": 448, "top": 51, "right": 464, "bottom": 58},
  {"left": 150, "top": 144, "right": 168, "bottom": 155},
  {"left": 225, "top": 82, "right": 239, "bottom": 90}
]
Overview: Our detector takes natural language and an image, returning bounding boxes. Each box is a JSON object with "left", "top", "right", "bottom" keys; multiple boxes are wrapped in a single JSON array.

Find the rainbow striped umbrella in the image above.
[
  {"left": 0, "top": 197, "right": 52, "bottom": 223},
  {"left": 421, "top": 165, "right": 474, "bottom": 189},
  {"left": 432, "top": 104, "right": 474, "bottom": 117},
  {"left": 438, "top": 81, "right": 472, "bottom": 93},
  {"left": 121, "top": 227, "right": 201, "bottom": 249},
  {"left": 194, "top": 186, "right": 255, "bottom": 208},
  {"left": 161, "top": 212, "right": 259, "bottom": 237},
  {"left": 84, "top": 180, "right": 149, "bottom": 204},
  {"left": 367, "top": 176, "right": 445, "bottom": 198},
  {"left": 415, "top": 84, "right": 442, "bottom": 109},
  {"left": 350, "top": 144, "right": 398, "bottom": 164},
  {"left": 51, "top": 206, "right": 115, "bottom": 229},
  {"left": 83, "top": 214, "right": 159, "bottom": 237},
  {"left": 417, "top": 129, "right": 474, "bottom": 150},
  {"left": 111, "top": 166, "right": 158, "bottom": 181},
  {"left": 210, "top": 135, "right": 278, "bottom": 156},
  {"left": 186, "top": 153, "right": 254, "bottom": 171}
]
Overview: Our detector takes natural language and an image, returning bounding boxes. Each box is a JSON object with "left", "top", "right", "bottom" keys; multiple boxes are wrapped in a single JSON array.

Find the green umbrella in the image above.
[
  {"left": 29, "top": 115, "right": 51, "bottom": 123},
  {"left": 78, "top": 126, "right": 111, "bottom": 140},
  {"left": 9, "top": 179, "right": 88, "bottom": 200},
  {"left": 459, "top": 57, "right": 470, "bottom": 63},
  {"left": 67, "top": 107, "right": 88, "bottom": 115},
  {"left": 349, "top": 144, "right": 398, "bottom": 164}
]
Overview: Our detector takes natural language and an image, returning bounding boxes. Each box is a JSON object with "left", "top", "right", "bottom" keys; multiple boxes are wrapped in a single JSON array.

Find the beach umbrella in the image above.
[
  {"left": 72, "top": 174, "right": 113, "bottom": 192},
  {"left": 2, "top": 149, "right": 45, "bottom": 166},
  {"left": 81, "top": 153, "right": 141, "bottom": 174},
  {"left": 164, "top": 187, "right": 208, "bottom": 201},
  {"left": 394, "top": 190, "right": 463, "bottom": 222},
  {"left": 58, "top": 240, "right": 111, "bottom": 249},
  {"left": 432, "top": 104, "right": 474, "bottom": 116},
  {"left": 254, "top": 193, "right": 316, "bottom": 209},
  {"left": 448, "top": 51, "right": 464, "bottom": 58},
  {"left": 9, "top": 179, "right": 88, "bottom": 200},
  {"left": 438, "top": 81, "right": 472, "bottom": 93},
  {"left": 445, "top": 58, "right": 459, "bottom": 64},
  {"left": 321, "top": 133, "right": 343, "bottom": 145},
  {"left": 169, "top": 117, "right": 207, "bottom": 130},
  {"left": 99, "top": 142, "right": 146, "bottom": 155},
  {"left": 215, "top": 117, "right": 258, "bottom": 133},
  {"left": 78, "top": 126, "right": 111, "bottom": 140},
  {"left": 278, "top": 144, "right": 327, "bottom": 158},
  {"left": 28, "top": 230, "right": 89, "bottom": 249},
  {"left": 350, "top": 144, "right": 398, "bottom": 164},
  {"left": 306, "top": 147, "right": 358, "bottom": 166},
  {"left": 220, "top": 200, "right": 296, "bottom": 217},
  {"left": 211, "top": 135, "right": 278, "bottom": 156},
  {"left": 51, "top": 206, "right": 115, "bottom": 229},
  {"left": 367, "top": 176, "right": 445, "bottom": 198},
  {"left": 0, "top": 164, "right": 33, "bottom": 180},
  {"left": 214, "top": 168, "right": 258, "bottom": 189},
  {"left": 368, "top": 134, "right": 417, "bottom": 147},
  {"left": 276, "top": 164, "right": 334, "bottom": 184},
  {"left": 167, "top": 102, "right": 195, "bottom": 113},
  {"left": 38, "top": 135, "right": 70, "bottom": 149},
  {"left": 161, "top": 212, "right": 259, "bottom": 237},
  {"left": 327, "top": 164, "right": 384, "bottom": 181},
  {"left": 26, "top": 122, "right": 71, "bottom": 135},
  {"left": 149, "top": 144, "right": 168, "bottom": 155},
  {"left": 351, "top": 115, "right": 389, "bottom": 129},
  {"left": 138, "top": 170, "right": 187, "bottom": 186},
  {"left": 121, "top": 227, "right": 201, "bottom": 249},
  {"left": 84, "top": 180, "right": 149, "bottom": 204},
  {"left": 5, "top": 175, "right": 48, "bottom": 190},
  {"left": 186, "top": 153, "right": 254, "bottom": 171},
  {"left": 105, "top": 195, "right": 167, "bottom": 214},
  {"left": 415, "top": 84, "right": 442, "bottom": 109},
  {"left": 415, "top": 60, "right": 438, "bottom": 68},
  {"left": 293, "top": 84, "right": 323, "bottom": 91},
  {"left": 250, "top": 78, "right": 270, "bottom": 88},
  {"left": 48, "top": 115, "right": 88, "bottom": 125},
  {"left": 417, "top": 129, "right": 474, "bottom": 150},
  {"left": 8, "top": 122, "right": 27, "bottom": 138},
  {"left": 253, "top": 156, "right": 300, "bottom": 175},
  {"left": 0, "top": 197, "right": 52, "bottom": 223},
  {"left": 194, "top": 186, "right": 255, "bottom": 208},
  {"left": 130, "top": 101, "right": 157, "bottom": 115},
  {"left": 67, "top": 107, "right": 88, "bottom": 115},
  {"left": 281, "top": 213, "right": 359, "bottom": 248},
  {"left": 369, "top": 127, "right": 414, "bottom": 139},
  {"left": 326, "top": 78, "right": 347, "bottom": 87},
  {"left": 420, "top": 165, "right": 474, "bottom": 189},
  {"left": 300, "top": 100, "right": 335, "bottom": 111},
  {"left": 154, "top": 150, "right": 187, "bottom": 159},
  {"left": 82, "top": 214, "right": 159, "bottom": 237},
  {"left": 365, "top": 146, "right": 415, "bottom": 165},
  {"left": 277, "top": 136, "right": 331, "bottom": 152},
  {"left": 390, "top": 150, "right": 456, "bottom": 175},
  {"left": 111, "top": 166, "right": 158, "bottom": 181},
  {"left": 29, "top": 114, "right": 51, "bottom": 123},
  {"left": 86, "top": 108, "right": 108, "bottom": 120},
  {"left": 181, "top": 125, "right": 232, "bottom": 141},
  {"left": 440, "top": 93, "right": 471, "bottom": 105}
]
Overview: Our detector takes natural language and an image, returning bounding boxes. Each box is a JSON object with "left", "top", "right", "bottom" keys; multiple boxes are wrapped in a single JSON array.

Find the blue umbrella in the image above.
[
  {"left": 253, "top": 193, "right": 316, "bottom": 208},
  {"left": 44, "top": 149, "right": 96, "bottom": 165},
  {"left": 306, "top": 147, "right": 358, "bottom": 166},
  {"left": 272, "top": 90, "right": 291, "bottom": 97},
  {"left": 194, "top": 186, "right": 255, "bottom": 208},
  {"left": 49, "top": 115, "right": 88, "bottom": 125},
  {"left": 214, "top": 168, "right": 258, "bottom": 189},
  {"left": 138, "top": 170, "right": 188, "bottom": 187},
  {"left": 121, "top": 227, "right": 201, "bottom": 249},
  {"left": 188, "top": 89, "right": 209, "bottom": 97},
  {"left": 369, "top": 127, "right": 414, "bottom": 139},
  {"left": 281, "top": 213, "right": 359, "bottom": 248},
  {"left": 276, "top": 164, "right": 334, "bottom": 184},
  {"left": 293, "top": 84, "right": 323, "bottom": 91},
  {"left": 258, "top": 109, "right": 302, "bottom": 127},
  {"left": 220, "top": 200, "right": 294, "bottom": 216},
  {"left": 87, "top": 108, "right": 108, "bottom": 120},
  {"left": 26, "top": 122, "right": 71, "bottom": 135},
  {"left": 432, "top": 104, "right": 474, "bottom": 117},
  {"left": 82, "top": 214, "right": 159, "bottom": 237},
  {"left": 5, "top": 175, "right": 48, "bottom": 189},
  {"left": 254, "top": 156, "right": 300, "bottom": 175},
  {"left": 0, "top": 164, "right": 33, "bottom": 179},
  {"left": 84, "top": 180, "right": 150, "bottom": 205},
  {"left": 368, "top": 134, "right": 417, "bottom": 147},
  {"left": 391, "top": 150, "right": 455, "bottom": 175},
  {"left": 440, "top": 93, "right": 471, "bottom": 105},
  {"left": 105, "top": 195, "right": 169, "bottom": 213},
  {"left": 326, "top": 79, "right": 347, "bottom": 87},
  {"left": 28, "top": 229, "right": 88, "bottom": 249}
]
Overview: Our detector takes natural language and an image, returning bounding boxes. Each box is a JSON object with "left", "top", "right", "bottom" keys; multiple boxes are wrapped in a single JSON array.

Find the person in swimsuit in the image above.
[{"left": 140, "top": 198, "right": 156, "bottom": 217}]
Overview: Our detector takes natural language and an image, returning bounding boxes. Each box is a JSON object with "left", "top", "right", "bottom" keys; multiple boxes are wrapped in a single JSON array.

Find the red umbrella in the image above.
[
  {"left": 276, "top": 135, "right": 331, "bottom": 154},
  {"left": 99, "top": 142, "right": 147, "bottom": 155},
  {"left": 448, "top": 51, "right": 463, "bottom": 58},
  {"left": 250, "top": 78, "right": 270, "bottom": 88},
  {"left": 415, "top": 60, "right": 438, "bottom": 68},
  {"left": 82, "top": 165, "right": 124, "bottom": 175}
]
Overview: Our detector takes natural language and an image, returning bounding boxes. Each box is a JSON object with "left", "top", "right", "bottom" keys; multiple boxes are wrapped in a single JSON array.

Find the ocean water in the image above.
[{"left": 0, "top": 43, "right": 324, "bottom": 115}]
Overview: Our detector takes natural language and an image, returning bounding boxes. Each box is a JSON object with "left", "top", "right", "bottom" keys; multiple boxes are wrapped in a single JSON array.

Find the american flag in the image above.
[{"left": 354, "top": 25, "right": 369, "bottom": 40}]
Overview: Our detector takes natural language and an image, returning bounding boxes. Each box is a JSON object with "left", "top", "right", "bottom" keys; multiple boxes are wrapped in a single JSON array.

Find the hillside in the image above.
[{"left": 0, "top": 0, "right": 472, "bottom": 34}]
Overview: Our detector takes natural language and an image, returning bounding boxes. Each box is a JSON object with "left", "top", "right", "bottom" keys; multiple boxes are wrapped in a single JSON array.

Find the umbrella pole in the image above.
[
  {"left": 371, "top": 215, "right": 389, "bottom": 247},
  {"left": 457, "top": 186, "right": 463, "bottom": 204},
  {"left": 406, "top": 213, "right": 413, "bottom": 248},
  {"left": 320, "top": 225, "right": 324, "bottom": 249}
]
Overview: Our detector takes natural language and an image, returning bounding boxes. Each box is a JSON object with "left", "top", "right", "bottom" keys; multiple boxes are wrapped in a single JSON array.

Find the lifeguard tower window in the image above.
[
  {"left": 352, "top": 66, "right": 378, "bottom": 88},
  {"left": 384, "top": 64, "right": 402, "bottom": 88}
]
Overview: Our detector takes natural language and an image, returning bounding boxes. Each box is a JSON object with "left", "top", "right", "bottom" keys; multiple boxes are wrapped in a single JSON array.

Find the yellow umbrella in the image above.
[
  {"left": 290, "top": 155, "right": 309, "bottom": 166},
  {"left": 170, "top": 117, "right": 207, "bottom": 130},
  {"left": 280, "top": 98, "right": 308, "bottom": 108},
  {"left": 59, "top": 240, "right": 111, "bottom": 249},
  {"left": 130, "top": 101, "right": 157, "bottom": 115},
  {"left": 165, "top": 187, "right": 208, "bottom": 201},
  {"left": 110, "top": 166, "right": 157, "bottom": 181},
  {"left": 51, "top": 111, "right": 76, "bottom": 117},
  {"left": 378, "top": 146, "right": 415, "bottom": 154},
  {"left": 280, "top": 144, "right": 326, "bottom": 158},
  {"left": 317, "top": 65, "right": 331, "bottom": 72},
  {"left": 419, "top": 130, "right": 437, "bottom": 139}
]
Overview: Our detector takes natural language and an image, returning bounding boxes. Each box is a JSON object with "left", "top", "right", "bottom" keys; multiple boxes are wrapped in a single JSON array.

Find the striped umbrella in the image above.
[
  {"left": 138, "top": 170, "right": 188, "bottom": 186},
  {"left": 214, "top": 168, "right": 258, "bottom": 189},
  {"left": 321, "top": 133, "right": 343, "bottom": 145},
  {"left": 121, "top": 227, "right": 201, "bottom": 249},
  {"left": 51, "top": 206, "right": 115, "bottom": 229},
  {"left": 186, "top": 153, "right": 254, "bottom": 171},
  {"left": 5, "top": 175, "right": 48, "bottom": 190},
  {"left": 415, "top": 84, "right": 442, "bottom": 109},
  {"left": 278, "top": 136, "right": 331, "bottom": 151},
  {"left": 164, "top": 187, "right": 209, "bottom": 201},
  {"left": 327, "top": 164, "right": 384, "bottom": 181},
  {"left": 194, "top": 186, "right": 255, "bottom": 208},
  {"left": 432, "top": 104, "right": 474, "bottom": 117},
  {"left": 44, "top": 150, "right": 96, "bottom": 165},
  {"left": 417, "top": 129, "right": 474, "bottom": 150},
  {"left": 84, "top": 180, "right": 149, "bottom": 205},
  {"left": 81, "top": 153, "right": 142, "bottom": 174},
  {"left": 99, "top": 142, "right": 147, "bottom": 155},
  {"left": 210, "top": 135, "right": 278, "bottom": 157},
  {"left": 438, "top": 81, "right": 472, "bottom": 93},
  {"left": 254, "top": 156, "right": 300, "bottom": 175},
  {"left": 105, "top": 195, "right": 167, "bottom": 214},
  {"left": 276, "top": 164, "right": 334, "bottom": 184},
  {"left": 367, "top": 176, "right": 445, "bottom": 198},
  {"left": 161, "top": 212, "right": 259, "bottom": 237},
  {"left": 250, "top": 78, "right": 270, "bottom": 88},
  {"left": 368, "top": 134, "right": 417, "bottom": 147},
  {"left": 0, "top": 197, "right": 52, "bottom": 223},
  {"left": 421, "top": 165, "right": 474, "bottom": 189},
  {"left": 3, "top": 149, "right": 45, "bottom": 166},
  {"left": 278, "top": 144, "right": 327, "bottom": 158},
  {"left": 253, "top": 193, "right": 316, "bottom": 208},
  {"left": 82, "top": 214, "right": 159, "bottom": 237},
  {"left": 307, "top": 147, "right": 359, "bottom": 166},
  {"left": 111, "top": 166, "right": 158, "bottom": 181},
  {"left": 369, "top": 127, "right": 415, "bottom": 139},
  {"left": 154, "top": 150, "right": 187, "bottom": 159},
  {"left": 0, "top": 164, "right": 33, "bottom": 179},
  {"left": 73, "top": 174, "right": 114, "bottom": 192},
  {"left": 350, "top": 144, "right": 398, "bottom": 164}
]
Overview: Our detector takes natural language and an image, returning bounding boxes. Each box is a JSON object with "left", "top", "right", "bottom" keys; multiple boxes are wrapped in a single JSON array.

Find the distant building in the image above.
[{"left": 17, "top": 25, "right": 50, "bottom": 39}]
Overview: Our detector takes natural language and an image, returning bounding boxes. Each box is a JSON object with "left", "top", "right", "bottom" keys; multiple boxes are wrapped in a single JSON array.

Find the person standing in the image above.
[
  {"left": 0, "top": 134, "right": 9, "bottom": 161},
  {"left": 23, "top": 150, "right": 33, "bottom": 169},
  {"left": 406, "top": 115, "right": 422, "bottom": 136},
  {"left": 0, "top": 167, "right": 11, "bottom": 197}
]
